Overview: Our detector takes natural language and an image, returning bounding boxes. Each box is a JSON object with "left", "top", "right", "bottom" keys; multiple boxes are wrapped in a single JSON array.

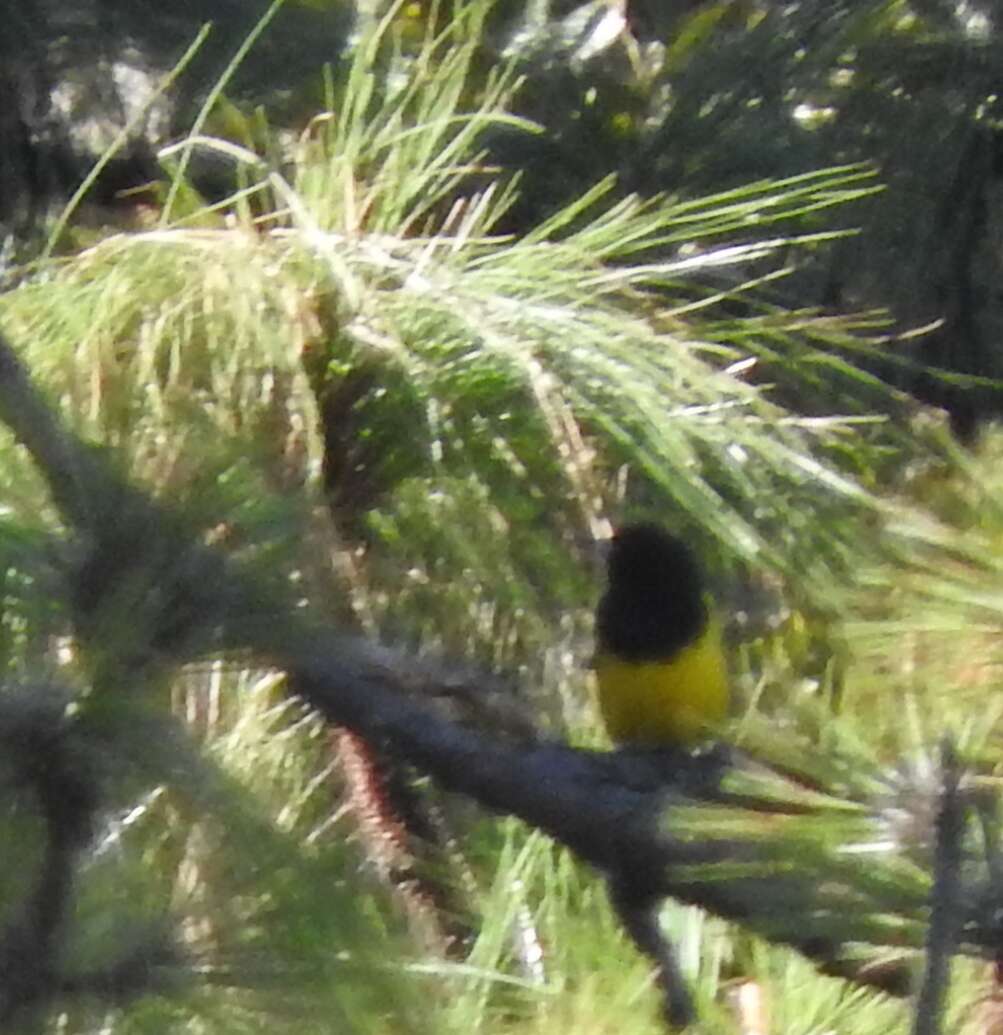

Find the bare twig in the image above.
[
  {"left": 609, "top": 875, "right": 693, "bottom": 1029},
  {"left": 0, "top": 687, "right": 97, "bottom": 1024},
  {"left": 913, "top": 738, "right": 964, "bottom": 1035}
]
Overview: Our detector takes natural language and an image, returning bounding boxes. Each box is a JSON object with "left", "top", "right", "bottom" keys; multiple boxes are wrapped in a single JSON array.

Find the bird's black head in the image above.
[
  {"left": 606, "top": 523, "right": 702, "bottom": 595},
  {"left": 598, "top": 523, "right": 707, "bottom": 659}
]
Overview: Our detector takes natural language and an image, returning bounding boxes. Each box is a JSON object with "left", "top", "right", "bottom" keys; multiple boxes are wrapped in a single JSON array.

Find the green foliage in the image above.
[{"left": 2, "top": 2, "right": 1003, "bottom": 1033}]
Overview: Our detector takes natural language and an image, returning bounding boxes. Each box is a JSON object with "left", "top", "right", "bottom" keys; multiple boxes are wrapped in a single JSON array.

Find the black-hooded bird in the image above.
[{"left": 595, "top": 523, "right": 728, "bottom": 746}]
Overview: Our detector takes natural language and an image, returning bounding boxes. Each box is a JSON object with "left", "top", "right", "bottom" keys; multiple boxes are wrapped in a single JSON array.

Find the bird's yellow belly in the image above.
[{"left": 595, "top": 627, "right": 728, "bottom": 746}]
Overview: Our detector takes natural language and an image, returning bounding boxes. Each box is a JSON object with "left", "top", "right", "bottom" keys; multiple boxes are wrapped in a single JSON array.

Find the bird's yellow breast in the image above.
[{"left": 595, "top": 620, "right": 728, "bottom": 746}]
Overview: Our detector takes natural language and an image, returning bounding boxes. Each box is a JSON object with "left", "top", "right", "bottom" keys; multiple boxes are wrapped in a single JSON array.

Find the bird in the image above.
[{"left": 594, "top": 522, "right": 729, "bottom": 747}]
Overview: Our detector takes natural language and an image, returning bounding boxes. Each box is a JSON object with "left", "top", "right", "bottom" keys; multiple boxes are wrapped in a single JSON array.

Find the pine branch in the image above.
[{"left": 0, "top": 324, "right": 996, "bottom": 1023}]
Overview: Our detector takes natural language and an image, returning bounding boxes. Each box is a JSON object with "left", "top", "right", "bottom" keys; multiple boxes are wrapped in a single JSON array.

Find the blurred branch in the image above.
[
  {"left": 913, "top": 739, "right": 964, "bottom": 1035},
  {"left": 0, "top": 687, "right": 196, "bottom": 1024},
  {"left": 0, "top": 335, "right": 95, "bottom": 528},
  {"left": 0, "top": 687, "right": 102, "bottom": 1024}
]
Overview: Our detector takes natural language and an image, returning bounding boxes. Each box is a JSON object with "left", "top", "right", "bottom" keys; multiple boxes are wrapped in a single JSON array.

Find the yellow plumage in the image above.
[{"left": 596, "top": 616, "right": 728, "bottom": 746}]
